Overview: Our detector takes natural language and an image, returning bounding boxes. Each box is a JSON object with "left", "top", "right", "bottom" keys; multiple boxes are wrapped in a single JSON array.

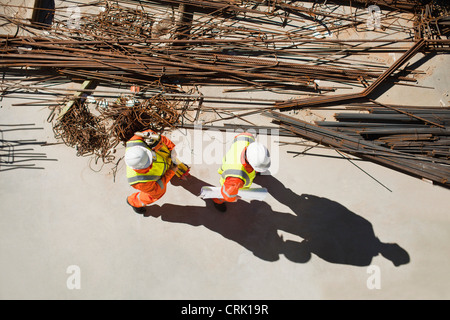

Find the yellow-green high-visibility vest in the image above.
[
  {"left": 126, "top": 139, "right": 170, "bottom": 189},
  {"left": 218, "top": 133, "right": 256, "bottom": 189}
]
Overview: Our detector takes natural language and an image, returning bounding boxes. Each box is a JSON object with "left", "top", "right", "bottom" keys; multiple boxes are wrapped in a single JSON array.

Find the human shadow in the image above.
[
  {"left": 145, "top": 175, "right": 409, "bottom": 266},
  {"left": 255, "top": 174, "right": 410, "bottom": 266},
  {"left": 149, "top": 175, "right": 308, "bottom": 262}
]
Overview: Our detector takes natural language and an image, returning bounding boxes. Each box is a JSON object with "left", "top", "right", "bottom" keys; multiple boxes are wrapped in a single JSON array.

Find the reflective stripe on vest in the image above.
[
  {"left": 126, "top": 140, "right": 169, "bottom": 186},
  {"left": 221, "top": 184, "right": 238, "bottom": 199},
  {"left": 219, "top": 134, "right": 256, "bottom": 188}
]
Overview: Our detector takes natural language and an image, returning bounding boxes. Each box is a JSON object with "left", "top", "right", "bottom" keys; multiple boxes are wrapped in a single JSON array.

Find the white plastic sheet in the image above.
[{"left": 200, "top": 186, "right": 268, "bottom": 201}]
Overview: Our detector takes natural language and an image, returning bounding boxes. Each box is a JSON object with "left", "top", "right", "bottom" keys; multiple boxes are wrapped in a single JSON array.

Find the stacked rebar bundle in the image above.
[
  {"left": 323, "top": 105, "right": 450, "bottom": 158},
  {"left": 0, "top": 35, "right": 380, "bottom": 91},
  {"left": 265, "top": 110, "right": 450, "bottom": 188}
]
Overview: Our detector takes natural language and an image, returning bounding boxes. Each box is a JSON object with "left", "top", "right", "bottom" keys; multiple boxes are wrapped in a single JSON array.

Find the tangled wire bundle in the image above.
[
  {"left": 79, "top": 3, "right": 155, "bottom": 41},
  {"left": 52, "top": 94, "right": 182, "bottom": 165},
  {"left": 99, "top": 95, "right": 181, "bottom": 144},
  {"left": 53, "top": 101, "right": 115, "bottom": 162}
]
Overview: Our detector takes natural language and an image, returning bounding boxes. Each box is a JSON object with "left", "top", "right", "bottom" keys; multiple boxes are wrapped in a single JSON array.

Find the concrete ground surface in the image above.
[
  {"left": 1, "top": 55, "right": 450, "bottom": 300},
  {"left": 1, "top": 0, "right": 450, "bottom": 302}
]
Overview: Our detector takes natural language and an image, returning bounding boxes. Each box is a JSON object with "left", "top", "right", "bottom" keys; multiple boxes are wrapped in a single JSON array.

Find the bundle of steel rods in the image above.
[
  {"left": 1, "top": 0, "right": 433, "bottom": 92},
  {"left": 265, "top": 109, "right": 450, "bottom": 188},
  {"left": 326, "top": 105, "right": 450, "bottom": 158},
  {"left": 0, "top": 35, "right": 386, "bottom": 92},
  {"left": 0, "top": 124, "right": 56, "bottom": 172}
]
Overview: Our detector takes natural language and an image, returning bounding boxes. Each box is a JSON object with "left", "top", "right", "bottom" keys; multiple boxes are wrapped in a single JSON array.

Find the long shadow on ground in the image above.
[{"left": 144, "top": 175, "right": 409, "bottom": 266}]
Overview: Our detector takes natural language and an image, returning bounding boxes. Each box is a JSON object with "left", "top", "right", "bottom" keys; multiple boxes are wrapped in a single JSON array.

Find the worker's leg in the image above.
[
  {"left": 211, "top": 180, "right": 240, "bottom": 212},
  {"left": 212, "top": 197, "right": 227, "bottom": 212},
  {"left": 126, "top": 197, "right": 146, "bottom": 214},
  {"left": 127, "top": 192, "right": 156, "bottom": 214},
  {"left": 128, "top": 191, "right": 158, "bottom": 207}
]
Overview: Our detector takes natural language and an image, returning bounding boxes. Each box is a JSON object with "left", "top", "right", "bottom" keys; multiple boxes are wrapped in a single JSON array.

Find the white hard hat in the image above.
[
  {"left": 246, "top": 142, "right": 271, "bottom": 172},
  {"left": 125, "top": 146, "right": 153, "bottom": 170}
]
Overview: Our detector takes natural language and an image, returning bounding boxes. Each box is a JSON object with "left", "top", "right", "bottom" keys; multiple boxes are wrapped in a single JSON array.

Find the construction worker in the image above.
[
  {"left": 213, "top": 132, "right": 271, "bottom": 212},
  {"left": 125, "top": 129, "right": 179, "bottom": 214}
]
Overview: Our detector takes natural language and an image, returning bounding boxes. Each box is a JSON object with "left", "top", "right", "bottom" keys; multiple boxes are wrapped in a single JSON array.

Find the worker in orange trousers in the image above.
[
  {"left": 213, "top": 132, "right": 271, "bottom": 212},
  {"left": 125, "top": 129, "right": 179, "bottom": 214}
]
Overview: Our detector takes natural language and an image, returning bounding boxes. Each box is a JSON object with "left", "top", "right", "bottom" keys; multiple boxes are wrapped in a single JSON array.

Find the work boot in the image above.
[
  {"left": 213, "top": 201, "right": 227, "bottom": 212},
  {"left": 126, "top": 198, "right": 146, "bottom": 214}
]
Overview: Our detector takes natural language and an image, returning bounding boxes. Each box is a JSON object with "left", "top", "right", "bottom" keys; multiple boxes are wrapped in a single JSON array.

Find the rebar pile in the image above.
[
  {"left": 99, "top": 93, "right": 182, "bottom": 143},
  {"left": 265, "top": 110, "right": 450, "bottom": 188},
  {"left": 53, "top": 100, "right": 113, "bottom": 160},
  {"left": 53, "top": 93, "right": 183, "bottom": 163},
  {"left": 2, "top": 1, "right": 440, "bottom": 92},
  {"left": 1, "top": 0, "right": 447, "bottom": 92},
  {"left": 0, "top": 36, "right": 380, "bottom": 91},
  {"left": 320, "top": 105, "right": 450, "bottom": 159},
  {"left": 0, "top": 0, "right": 449, "bottom": 183}
]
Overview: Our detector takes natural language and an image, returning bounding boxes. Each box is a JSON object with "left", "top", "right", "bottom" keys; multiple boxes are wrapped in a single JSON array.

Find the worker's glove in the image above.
[
  {"left": 170, "top": 163, "right": 179, "bottom": 172},
  {"left": 171, "top": 149, "right": 179, "bottom": 165}
]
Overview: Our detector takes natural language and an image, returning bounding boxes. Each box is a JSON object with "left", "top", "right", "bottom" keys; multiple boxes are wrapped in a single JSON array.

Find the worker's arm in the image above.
[
  {"left": 130, "top": 129, "right": 176, "bottom": 151},
  {"left": 221, "top": 177, "right": 245, "bottom": 202},
  {"left": 129, "top": 129, "right": 156, "bottom": 141},
  {"left": 160, "top": 135, "right": 176, "bottom": 151},
  {"left": 159, "top": 163, "right": 178, "bottom": 185},
  {"left": 135, "top": 164, "right": 178, "bottom": 195}
]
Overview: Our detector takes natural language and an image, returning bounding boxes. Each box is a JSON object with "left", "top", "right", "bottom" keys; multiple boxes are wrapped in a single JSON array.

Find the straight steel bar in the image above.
[
  {"left": 264, "top": 110, "right": 450, "bottom": 187},
  {"left": 275, "top": 39, "right": 427, "bottom": 109}
]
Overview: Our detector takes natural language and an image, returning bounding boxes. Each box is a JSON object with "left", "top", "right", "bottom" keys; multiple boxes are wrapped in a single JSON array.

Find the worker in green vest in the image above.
[
  {"left": 213, "top": 132, "right": 271, "bottom": 212},
  {"left": 125, "top": 129, "right": 179, "bottom": 214}
]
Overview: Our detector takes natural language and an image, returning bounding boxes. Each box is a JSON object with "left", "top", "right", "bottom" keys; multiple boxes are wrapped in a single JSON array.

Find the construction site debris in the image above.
[{"left": 0, "top": 0, "right": 449, "bottom": 187}]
